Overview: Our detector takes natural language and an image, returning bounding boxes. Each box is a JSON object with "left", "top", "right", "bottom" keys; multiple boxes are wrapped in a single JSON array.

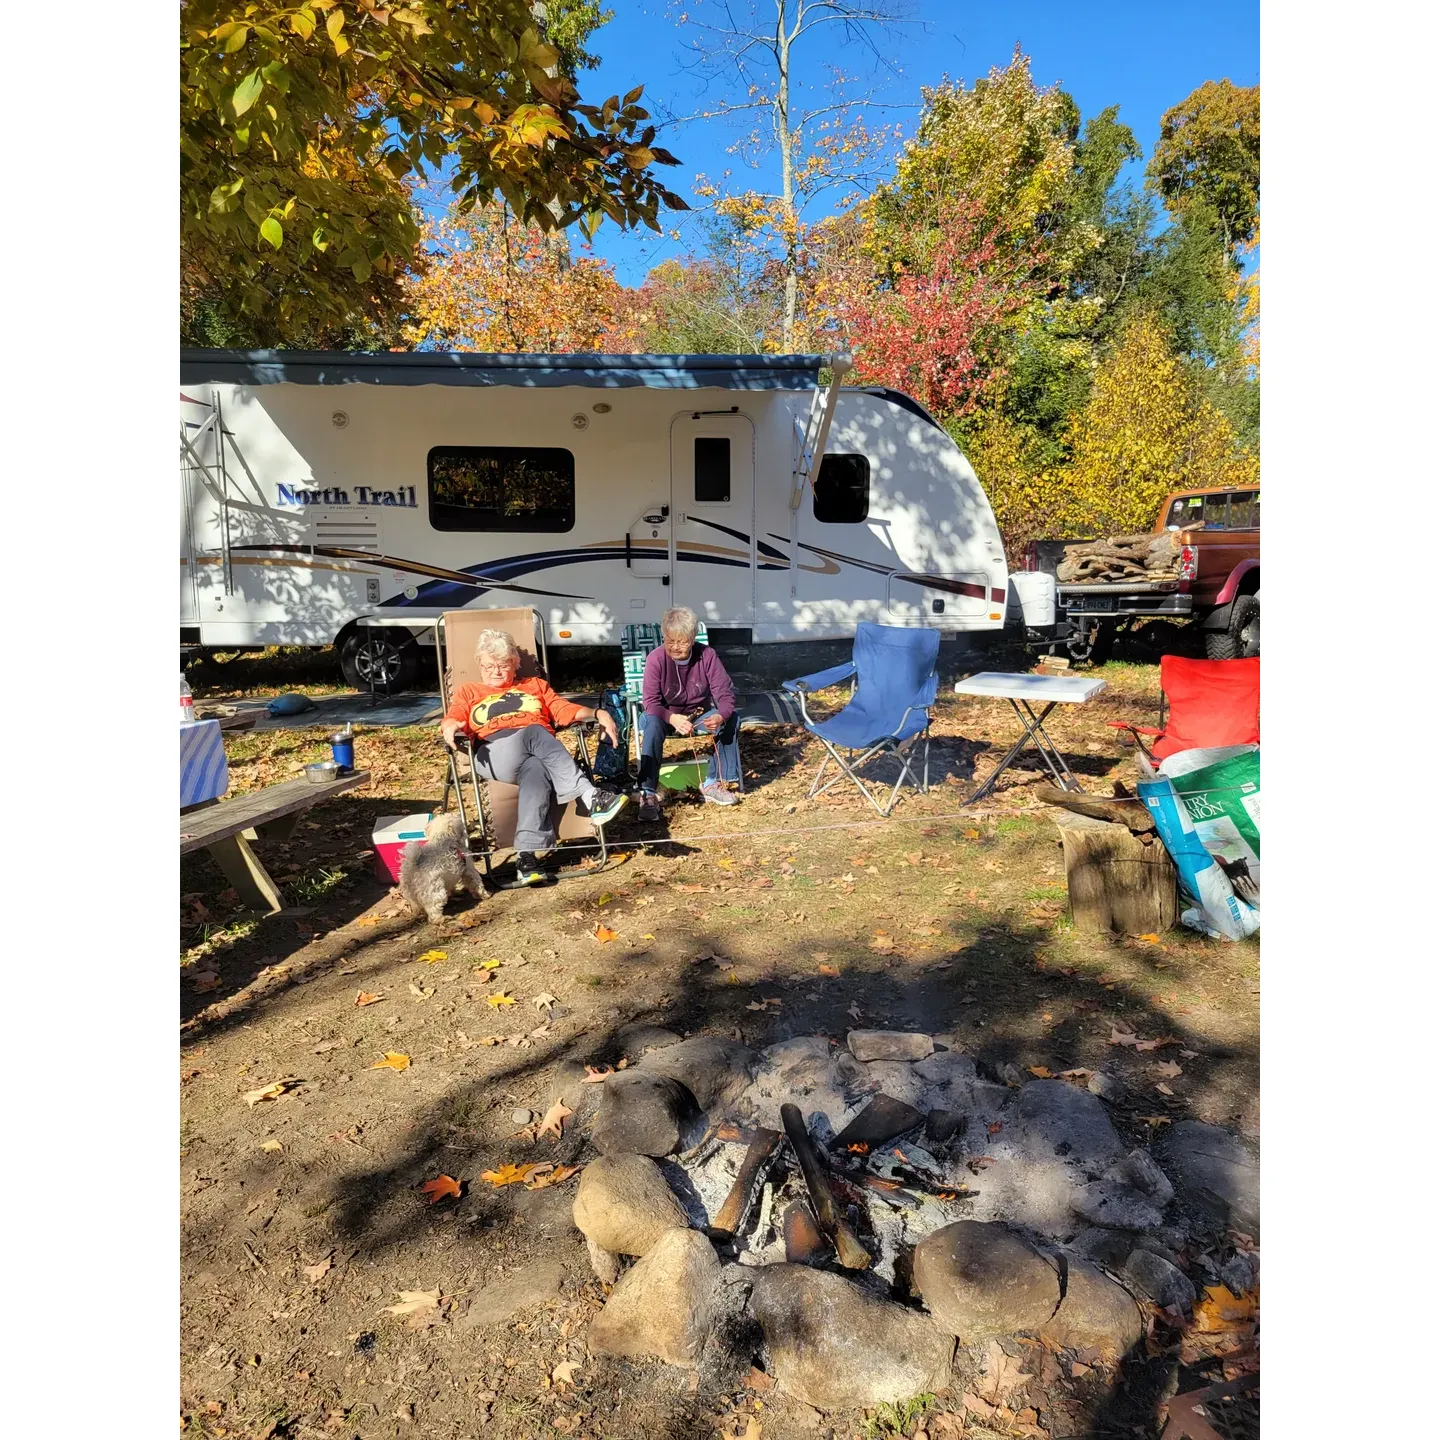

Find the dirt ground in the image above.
[{"left": 180, "top": 653, "right": 1259, "bottom": 1440}]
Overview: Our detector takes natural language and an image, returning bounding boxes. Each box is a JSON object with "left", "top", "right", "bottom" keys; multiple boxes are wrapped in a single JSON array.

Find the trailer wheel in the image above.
[
  {"left": 1204, "top": 593, "right": 1260, "bottom": 660},
  {"left": 339, "top": 629, "right": 421, "bottom": 692}
]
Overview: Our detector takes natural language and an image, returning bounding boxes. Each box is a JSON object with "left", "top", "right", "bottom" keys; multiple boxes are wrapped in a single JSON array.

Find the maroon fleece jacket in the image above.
[{"left": 641, "top": 643, "right": 736, "bottom": 722}]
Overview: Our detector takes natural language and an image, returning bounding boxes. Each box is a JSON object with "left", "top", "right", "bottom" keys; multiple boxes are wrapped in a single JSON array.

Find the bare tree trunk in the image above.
[{"left": 775, "top": 1, "right": 798, "bottom": 351}]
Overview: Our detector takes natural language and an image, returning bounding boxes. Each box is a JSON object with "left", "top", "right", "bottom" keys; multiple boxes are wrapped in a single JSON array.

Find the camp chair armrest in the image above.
[
  {"left": 1106, "top": 721, "right": 1163, "bottom": 736},
  {"left": 783, "top": 661, "right": 857, "bottom": 695}
]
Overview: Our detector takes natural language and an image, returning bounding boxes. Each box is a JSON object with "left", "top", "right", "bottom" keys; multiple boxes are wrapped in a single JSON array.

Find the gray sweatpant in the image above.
[{"left": 472, "top": 724, "right": 597, "bottom": 854}]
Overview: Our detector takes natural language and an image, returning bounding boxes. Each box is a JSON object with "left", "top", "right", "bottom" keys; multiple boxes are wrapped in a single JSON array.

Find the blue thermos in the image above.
[{"left": 330, "top": 723, "right": 356, "bottom": 772}]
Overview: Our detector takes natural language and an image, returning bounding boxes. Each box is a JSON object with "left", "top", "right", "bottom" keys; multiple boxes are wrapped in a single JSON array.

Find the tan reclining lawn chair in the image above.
[{"left": 436, "top": 607, "right": 611, "bottom": 885}]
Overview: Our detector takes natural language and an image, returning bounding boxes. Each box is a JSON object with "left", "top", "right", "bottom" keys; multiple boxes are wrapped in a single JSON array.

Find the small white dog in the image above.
[{"left": 398, "top": 811, "right": 486, "bottom": 924}]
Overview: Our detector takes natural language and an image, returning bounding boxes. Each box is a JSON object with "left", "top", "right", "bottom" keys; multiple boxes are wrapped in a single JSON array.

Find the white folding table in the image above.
[{"left": 954, "top": 672, "right": 1107, "bottom": 803}]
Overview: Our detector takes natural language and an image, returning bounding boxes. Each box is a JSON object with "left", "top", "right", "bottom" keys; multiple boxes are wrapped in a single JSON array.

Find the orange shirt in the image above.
[{"left": 445, "top": 676, "right": 586, "bottom": 742}]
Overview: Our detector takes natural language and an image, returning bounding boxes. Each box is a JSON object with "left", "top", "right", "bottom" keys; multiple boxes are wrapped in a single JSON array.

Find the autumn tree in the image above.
[
  {"left": 601, "top": 231, "right": 781, "bottom": 352},
  {"left": 1147, "top": 79, "right": 1260, "bottom": 255},
  {"left": 674, "top": 0, "right": 915, "bottom": 351},
  {"left": 402, "top": 207, "right": 622, "bottom": 352},
  {"left": 841, "top": 202, "right": 1051, "bottom": 419},
  {"left": 181, "top": 1, "right": 686, "bottom": 346}
]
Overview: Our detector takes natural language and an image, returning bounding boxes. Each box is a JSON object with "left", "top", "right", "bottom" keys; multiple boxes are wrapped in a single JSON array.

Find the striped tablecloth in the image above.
[{"left": 181, "top": 719, "right": 230, "bottom": 807}]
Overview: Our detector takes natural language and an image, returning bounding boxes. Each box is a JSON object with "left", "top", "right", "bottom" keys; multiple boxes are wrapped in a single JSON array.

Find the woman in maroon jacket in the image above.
[{"left": 638, "top": 607, "right": 741, "bottom": 819}]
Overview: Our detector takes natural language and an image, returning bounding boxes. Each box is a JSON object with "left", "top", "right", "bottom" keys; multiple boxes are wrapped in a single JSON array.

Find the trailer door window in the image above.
[
  {"left": 693, "top": 437, "right": 732, "bottom": 503},
  {"left": 813, "top": 453, "right": 870, "bottom": 523},
  {"left": 427, "top": 446, "right": 575, "bottom": 532}
]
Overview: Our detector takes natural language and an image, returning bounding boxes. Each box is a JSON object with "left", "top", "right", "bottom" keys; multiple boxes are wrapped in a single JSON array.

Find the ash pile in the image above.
[{"left": 569, "top": 1028, "right": 1258, "bottom": 1412}]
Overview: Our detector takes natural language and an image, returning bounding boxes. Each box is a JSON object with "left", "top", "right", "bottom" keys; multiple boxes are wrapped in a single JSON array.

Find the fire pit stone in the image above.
[
  {"left": 636, "top": 1034, "right": 762, "bottom": 1111},
  {"left": 572, "top": 1152, "right": 690, "bottom": 1256},
  {"left": 1013, "top": 1078, "right": 1126, "bottom": 1176},
  {"left": 911, "top": 1219, "right": 1062, "bottom": 1343},
  {"left": 591, "top": 1071, "right": 700, "bottom": 1157},
  {"left": 846, "top": 1029, "right": 936, "bottom": 1063},
  {"left": 1037, "top": 1256, "right": 1144, "bottom": 1357},
  {"left": 748, "top": 1262, "right": 956, "bottom": 1410},
  {"left": 1071, "top": 1177, "right": 1165, "bottom": 1232},
  {"left": 587, "top": 1226, "right": 722, "bottom": 1367}
]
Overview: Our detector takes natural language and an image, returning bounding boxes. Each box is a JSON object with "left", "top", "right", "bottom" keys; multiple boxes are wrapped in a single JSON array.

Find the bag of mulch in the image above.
[
  {"left": 1138, "top": 745, "right": 1260, "bottom": 941},
  {"left": 590, "top": 685, "right": 631, "bottom": 784}
]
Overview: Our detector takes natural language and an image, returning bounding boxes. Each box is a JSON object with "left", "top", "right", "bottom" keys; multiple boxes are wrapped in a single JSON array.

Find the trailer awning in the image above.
[{"left": 180, "top": 350, "right": 828, "bottom": 391}]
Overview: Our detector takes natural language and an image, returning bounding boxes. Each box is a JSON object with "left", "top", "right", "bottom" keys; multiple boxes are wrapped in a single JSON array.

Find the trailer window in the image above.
[
  {"left": 427, "top": 446, "right": 575, "bottom": 532},
  {"left": 813, "top": 453, "right": 870, "bottom": 523},
  {"left": 693, "top": 437, "right": 731, "bottom": 503}
]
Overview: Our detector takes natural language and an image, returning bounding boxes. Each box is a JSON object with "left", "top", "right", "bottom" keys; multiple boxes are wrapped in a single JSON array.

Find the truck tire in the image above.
[
  {"left": 339, "top": 628, "right": 421, "bottom": 692},
  {"left": 1204, "top": 593, "right": 1260, "bottom": 660}
]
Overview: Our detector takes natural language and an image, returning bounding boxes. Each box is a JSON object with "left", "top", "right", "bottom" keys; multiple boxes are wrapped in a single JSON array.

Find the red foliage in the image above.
[{"left": 844, "top": 203, "right": 1049, "bottom": 419}]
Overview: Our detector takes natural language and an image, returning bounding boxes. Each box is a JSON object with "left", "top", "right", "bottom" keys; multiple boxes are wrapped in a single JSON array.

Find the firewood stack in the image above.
[{"left": 1055, "top": 530, "right": 1182, "bottom": 584}]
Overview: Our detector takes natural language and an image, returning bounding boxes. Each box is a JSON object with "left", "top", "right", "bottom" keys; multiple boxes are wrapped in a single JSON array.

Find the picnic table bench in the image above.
[{"left": 180, "top": 771, "right": 370, "bottom": 914}]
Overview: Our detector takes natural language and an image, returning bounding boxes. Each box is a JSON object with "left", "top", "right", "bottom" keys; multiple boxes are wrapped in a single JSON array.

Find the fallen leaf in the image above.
[
  {"left": 1109, "top": 1024, "right": 1141, "bottom": 1047},
  {"left": 1154, "top": 1060, "right": 1183, "bottom": 1079},
  {"left": 259, "top": 1138, "right": 284, "bottom": 1153},
  {"left": 1135, "top": 933, "right": 1161, "bottom": 943},
  {"left": 987, "top": 1121, "right": 1004, "bottom": 1135},
  {"left": 976, "top": 1339, "right": 1028, "bottom": 1405},
  {"left": 480, "top": 959, "right": 502, "bottom": 970},
  {"left": 581, "top": 1065, "right": 613, "bottom": 1082},
  {"left": 525, "top": 1164, "right": 579, "bottom": 1191},
  {"left": 243, "top": 1080, "right": 296, "bottom": 1107},
  {"left": 313, "top": 1039, "right": 344, "bottom": 1054},
  {"left": 592, "top": 923, "right": 619, "bottom": 943},
  {"left": 302, "top": 1254, "right": 333, "bottom": 1282},
  {"left": 408, "top": 983, "right": 434, "bottom": 1000},
  {"left": 486, "top": 992, "right": 517, "bottom": 1008},
  {"left": 1191, "top": 1285, "right": 1258, "bottom": 1332},
  {"left": 552, "top": 1359, "right": 582, "bottom": 1386},
  {"left": 355, "top": 991, "right": 383, "bottom": 1007},
  {"left": 1156, "top": 1082, "right": 1175, "bottom": 1096},
  {"left": 419, "top": 1174, "right": 462, "bottom": 1205},
  {"left": 416, "top": 949, "right": 448, "bottom": 965},
  {"left": 370, "top": 1052, "right": 411, "bottom": 1072},
  {"left": 1135, "top": 1034, "right": 1182, "bottom": 1052},
  {"left": 817, "top": 963, "right": 840, "bottom": 977},
  {"left": 870, "top": 932, "right": 896, "bottom": 953},
  {"left": 967, "top": 1156, "right": 996, "bottom": 1174},
  {"left": 189, "top": 969, "right": 222, "bottom": 993},
  {"left": 532, "top": 992, "right": 558, "bottom": 1011},
  {"left": 480, "top": 1162, "right": 543, "bottom": 1187},
  {"left": 1028, "top": 1066, "right": 1053, "bottom": 1078},
  {"left": 355, "top": 915, "right": 383, "bottom": 927},
  {"left": 1180, "top": 1049, "right": 1199, "bottom": 1059},
  {"left": 381, "top": 1289, "right": 440, "bottom": 1328},
  {"left": 535, "top": 1098, "right": 574, "bottom": 1142},
  {"left": 846, "top": 1002, "right": 865, "bottom": 1021},
  {"left": 597, "top": 892, "right": 614, "bottom": 906}
]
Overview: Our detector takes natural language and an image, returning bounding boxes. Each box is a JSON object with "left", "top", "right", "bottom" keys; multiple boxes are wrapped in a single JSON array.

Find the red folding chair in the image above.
[{"left": 1109, "top": 656, "right": 1259, "bottom": 760}]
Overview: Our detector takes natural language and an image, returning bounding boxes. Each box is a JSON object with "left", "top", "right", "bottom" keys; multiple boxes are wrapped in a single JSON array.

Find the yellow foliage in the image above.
[{"left": 966, "top": 313, "right": 1259, "bottom": 553}]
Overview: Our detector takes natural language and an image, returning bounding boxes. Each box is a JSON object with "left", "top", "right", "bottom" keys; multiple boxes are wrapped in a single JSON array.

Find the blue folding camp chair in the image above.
[{"left": 783, "top": 623, "right": 941, "bottom": 817}]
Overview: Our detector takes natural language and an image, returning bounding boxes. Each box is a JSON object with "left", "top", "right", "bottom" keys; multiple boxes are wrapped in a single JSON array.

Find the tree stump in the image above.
[{"left": 1049, "top": 809, "right": 1178, "bottom": 936}]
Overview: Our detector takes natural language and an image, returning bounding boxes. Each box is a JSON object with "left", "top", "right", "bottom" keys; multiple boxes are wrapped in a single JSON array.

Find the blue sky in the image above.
[{"left": 565, "top": 0, "right": 1259, "bottom": 285}]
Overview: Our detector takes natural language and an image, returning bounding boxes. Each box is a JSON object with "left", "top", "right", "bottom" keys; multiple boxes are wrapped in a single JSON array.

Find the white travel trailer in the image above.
[{"left": 180, "top": 350, "right": 1032, "bottom": 687}]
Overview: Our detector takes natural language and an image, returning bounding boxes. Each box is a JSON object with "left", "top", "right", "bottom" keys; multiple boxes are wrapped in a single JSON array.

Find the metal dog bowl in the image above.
[{"left": 305, "top": 760, "right": 339, "bottom": 784}]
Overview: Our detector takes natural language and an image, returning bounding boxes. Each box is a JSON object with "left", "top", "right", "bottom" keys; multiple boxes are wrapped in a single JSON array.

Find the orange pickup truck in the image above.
[{"left": 1023, "top": 484, "right": 1260, "bottom": 662}]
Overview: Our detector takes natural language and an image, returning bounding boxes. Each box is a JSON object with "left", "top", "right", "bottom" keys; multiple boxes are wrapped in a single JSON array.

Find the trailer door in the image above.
[{"left": 669, "top": 411, "right": 755, "bottom": 623}]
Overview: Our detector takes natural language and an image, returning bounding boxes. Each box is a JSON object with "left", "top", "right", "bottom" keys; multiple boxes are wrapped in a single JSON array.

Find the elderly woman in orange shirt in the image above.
[{"left": 441, "top": 629, "right": 627, "bottom": 885}]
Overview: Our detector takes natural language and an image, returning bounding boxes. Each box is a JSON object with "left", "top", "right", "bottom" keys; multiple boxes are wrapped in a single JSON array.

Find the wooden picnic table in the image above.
[{"left": 180, "top": 770, "right": 370, "bottom": 914}]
